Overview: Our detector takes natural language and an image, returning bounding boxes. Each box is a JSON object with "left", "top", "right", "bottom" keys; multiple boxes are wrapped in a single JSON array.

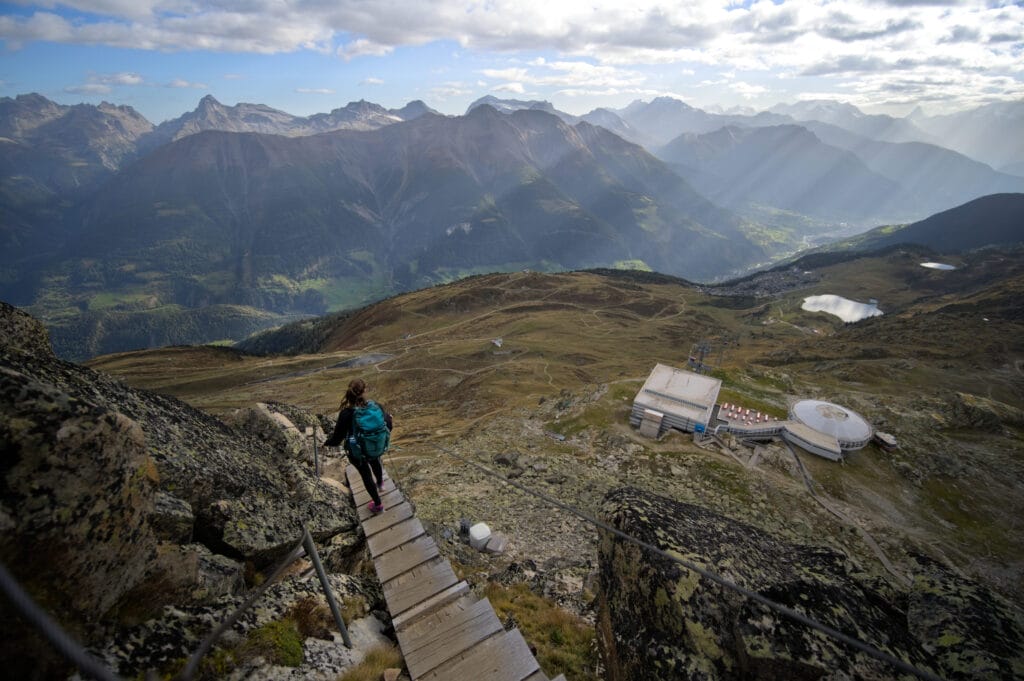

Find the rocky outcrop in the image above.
[
  {"left": 0, "top": 364, "right": 160, "bottom": 678},
  {"left": 0, "top": 300, "right": 54, "bottom": 359},
  {"left": 96, "top": 571, "right": 387, "bottom": 678},
  {"left": 597, "top": 487, "right": 1024, "bottom": 681},
  {"left": 0, "top": 303, "right": 362, "bottom": 678},
  {"left": 225, "top": 401, "right": 322, "bottom": 463}
]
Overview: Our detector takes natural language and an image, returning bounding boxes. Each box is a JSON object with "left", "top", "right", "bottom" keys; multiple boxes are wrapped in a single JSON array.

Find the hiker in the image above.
[{"left": 324, "top": 378, "right": 393, "bottom": 513}]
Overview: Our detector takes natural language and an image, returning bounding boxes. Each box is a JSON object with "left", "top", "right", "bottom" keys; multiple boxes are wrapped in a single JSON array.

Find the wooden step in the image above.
[
  {"left": 375, "top": 533, "right": 440, "bottom": 584},
  {"left": 353, "top": 477, "right": 397, "bottom": 505},
  {"left": 398, "top": 595, "right": 504, "bottom": 678},
  {"left": 356, "top": 488, "right": 406, "bottom": 521},
  {"left": 392, "top": 581, "right": 470, "bottom": 632},
  {"left": 383, "top": 557, "right": 459, "bottom": 617},
  {"left": 366, "top": 517, "right": 425, "bottom": 558},
  {"left": 417, "top": 628, "right": 540, "bottom": 681},
  {"left": 523, "top": 672, "right": 550, "bottom": 681},
  {"left": 361, "top": 501, "right": 414, "bottom": 537}
]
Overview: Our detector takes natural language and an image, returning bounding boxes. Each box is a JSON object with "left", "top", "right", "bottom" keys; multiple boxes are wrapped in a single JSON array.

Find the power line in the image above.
[{"left": 431, "top": 443, "right": 945, "bottom": 681}]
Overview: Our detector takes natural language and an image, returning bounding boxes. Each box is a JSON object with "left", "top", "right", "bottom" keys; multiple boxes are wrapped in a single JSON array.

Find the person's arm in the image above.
[
  {"left": 324, "top": 408, "right": 352, "bottom": 447},
  {"left": 385, "top": 411, "right": 393, "bottom": 432}
]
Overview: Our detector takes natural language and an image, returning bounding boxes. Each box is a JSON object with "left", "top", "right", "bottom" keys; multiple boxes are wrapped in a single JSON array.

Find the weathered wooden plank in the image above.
[
  {"left": 418, "top": 628, "right": 539, "bottom": 681},
  {"left": 375, "top": 533, "right": 440, "bottom": 584},
  {"left": 522, "top": 672, "right": 550, "bottom": 681},
  {"left": 361, "top": 501, "right": 414, "bottom": 537},
  {"left": 353, "top": 477, "right": 397, "bottom": 505},
  {"left": 384, "top": 557, "right": 459, "bottom": 616},
  {"left": 392, "top": 581, "right": 470, "bottom": 632},
  {"left": 367, "top": 517, "right": 425, "bottom": 558},
  {"left": 356, "top": 488, "right": 406, "bottom": 521},
  {"left": 399, "top": 597, "right": 504, "bottom": 679},
  {"left": 549, "top": 675, "right": 567, "bottom": 681}
]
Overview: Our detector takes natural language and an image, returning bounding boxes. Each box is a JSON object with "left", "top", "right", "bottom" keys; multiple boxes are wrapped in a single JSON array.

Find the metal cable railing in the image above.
[{"left": 0, "top": 524, "right": 352, "bottom": 681}]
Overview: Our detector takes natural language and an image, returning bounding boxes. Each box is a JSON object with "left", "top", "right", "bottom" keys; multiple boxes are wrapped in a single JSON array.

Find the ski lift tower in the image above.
[{"left": 688, "top": 339, "right": 714, "bottom": 375}]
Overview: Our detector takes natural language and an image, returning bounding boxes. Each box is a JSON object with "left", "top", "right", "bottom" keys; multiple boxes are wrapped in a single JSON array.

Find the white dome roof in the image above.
[{"left": 790, "top": 400, "right": 872, "bottom": 450}]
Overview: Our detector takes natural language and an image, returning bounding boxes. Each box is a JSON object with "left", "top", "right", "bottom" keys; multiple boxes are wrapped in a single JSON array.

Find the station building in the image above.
[{"left": 630, "top": 363, "right": 723, "bottom": 438}]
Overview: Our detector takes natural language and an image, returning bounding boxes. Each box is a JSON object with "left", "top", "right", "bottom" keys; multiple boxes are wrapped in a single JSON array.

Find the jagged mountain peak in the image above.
[{"left": 466, "top": 95, "right": 558, "bottom": 115}]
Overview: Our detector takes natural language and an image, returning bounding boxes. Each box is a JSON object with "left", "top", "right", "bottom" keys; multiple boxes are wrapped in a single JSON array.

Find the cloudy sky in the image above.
[{"left": 1, "top": 0, "right": 1022, "bottom": 123}]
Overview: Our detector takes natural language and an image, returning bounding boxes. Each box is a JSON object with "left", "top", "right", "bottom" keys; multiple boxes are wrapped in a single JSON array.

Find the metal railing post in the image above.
[
  {"left": 306, "top": 427, "right": 320, "bottom": 477},
  {"left": 301, "top": 524, "right": 352, "bottom": 648}
]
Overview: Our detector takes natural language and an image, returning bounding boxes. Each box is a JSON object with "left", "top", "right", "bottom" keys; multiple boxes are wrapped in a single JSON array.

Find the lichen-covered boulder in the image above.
[
  {"left": 0, "top": 300, "right": 54, "bottom": 359},
  {"left": 597, "top": 487, "right": 1023, "bottom": 681},
  {"left": 152, "top": 491, "right": 195, "bottom": 543},
  {"left": 196, "top": 484, "right": 356, "bottom": 566},
  {"left": 111, "top": 543, "right": 245, "bottom": 625},
  {"left": 0, "top": 364, "right": 159, "bottom": 678},
  {"left": 227, "top": 402, "right": 310, "bottom": 461}
]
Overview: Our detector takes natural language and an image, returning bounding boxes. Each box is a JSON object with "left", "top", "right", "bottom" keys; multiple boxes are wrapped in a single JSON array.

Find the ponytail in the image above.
[{"left": 340, "top": 378, "right": 368, "bottom": 410}]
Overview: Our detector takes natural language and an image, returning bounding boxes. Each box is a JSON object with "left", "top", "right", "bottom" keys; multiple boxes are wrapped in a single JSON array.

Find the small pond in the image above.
[{"left": 801, "top": 294, "right": 883, "bottom": 323}]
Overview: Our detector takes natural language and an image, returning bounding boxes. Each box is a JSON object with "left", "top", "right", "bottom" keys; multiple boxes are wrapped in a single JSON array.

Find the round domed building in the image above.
[{"left": 788, "top": 400, "right": 873, "bottom": 455}]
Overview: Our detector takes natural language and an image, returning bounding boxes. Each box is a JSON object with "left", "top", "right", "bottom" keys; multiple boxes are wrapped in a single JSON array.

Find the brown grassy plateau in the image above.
[{"left": 89, "top": 247, "right": 1024, "bottom": 627}]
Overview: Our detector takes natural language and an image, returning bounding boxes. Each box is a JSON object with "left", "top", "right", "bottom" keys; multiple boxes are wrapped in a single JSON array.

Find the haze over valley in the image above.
[{"left": 2, "top": 90, "right": 1023, "bottom": 359}]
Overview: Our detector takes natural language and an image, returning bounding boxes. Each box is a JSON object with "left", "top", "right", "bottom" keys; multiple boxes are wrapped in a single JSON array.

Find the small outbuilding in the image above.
[{"left": 631, "top": 363, "right": 723, "bottom": 438}]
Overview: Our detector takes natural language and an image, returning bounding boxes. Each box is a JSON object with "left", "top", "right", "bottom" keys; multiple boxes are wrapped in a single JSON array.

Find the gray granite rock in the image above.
[
  {"left": 597, "top": 486, "right": 1024, "bottom": 681},
  {"left": 152, "top": 491, "right": 195, "bottom": 543}
]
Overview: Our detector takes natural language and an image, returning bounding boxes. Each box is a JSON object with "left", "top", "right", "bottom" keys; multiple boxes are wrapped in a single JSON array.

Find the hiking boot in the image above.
[{"left": 368, "top": 501, "right": 384, "bottom": 514}]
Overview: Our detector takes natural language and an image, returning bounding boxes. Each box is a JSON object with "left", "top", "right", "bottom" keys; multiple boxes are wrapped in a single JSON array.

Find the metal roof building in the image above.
[
  {"left": 789, "top": 400, "right": 873, "bottom": 452},
  {"left": 631, "top": 363, "right": 723, "bottom": 437}
]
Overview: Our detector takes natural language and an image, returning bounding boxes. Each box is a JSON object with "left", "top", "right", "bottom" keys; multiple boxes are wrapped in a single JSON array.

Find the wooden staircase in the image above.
[{"left": 346, "top": 465, "right": 567, "bottom": 681}]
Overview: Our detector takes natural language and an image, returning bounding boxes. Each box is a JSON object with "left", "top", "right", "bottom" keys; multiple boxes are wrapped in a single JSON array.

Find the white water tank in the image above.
[{"left": 469, "top": 522, "right": 491, "bottom": 550}]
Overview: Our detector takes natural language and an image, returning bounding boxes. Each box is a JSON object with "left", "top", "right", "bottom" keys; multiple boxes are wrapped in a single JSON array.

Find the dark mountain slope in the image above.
[
  {"left": 75, "top": 105, "right": 760, "bottom": 284},
  {"left": 802, "top": 121, "right": 1024, "bottom": 215},
  {"left": 658, "top": 125, "right": 902, "bottom": 221},
  {"left": 29, "top": 106, "right": 762, "bottom": 358},
  {"left": 834, "top": 193, "right": 1024, "bottom": 253},
  {"left": 0, "top": 94, "right": 154, "bottom": 263}
]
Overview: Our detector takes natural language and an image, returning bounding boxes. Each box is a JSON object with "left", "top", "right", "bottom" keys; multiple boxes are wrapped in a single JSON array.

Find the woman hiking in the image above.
[{"left": 324, "top": 378, "right": 393, "bottom": 513}]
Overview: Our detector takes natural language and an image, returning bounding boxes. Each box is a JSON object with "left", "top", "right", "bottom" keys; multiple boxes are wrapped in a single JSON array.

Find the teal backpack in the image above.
[{"left": 347, "top": 401, "right": 390, "bottom": 462}]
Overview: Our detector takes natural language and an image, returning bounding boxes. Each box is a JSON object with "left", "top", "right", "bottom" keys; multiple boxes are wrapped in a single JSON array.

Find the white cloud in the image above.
[
  {"left": 64, "top": 70, "right": 145, "bottom": 95},
  {"left": 64, "top": 83, "right": 111, "bottom": 94},
  {"left": 295, "top": 87, "right": 336, "bottom": 94},
  {"left": 167, "top": 78, "right": 207, "bottom": 89},
  {"left": 730, "top": 81, "right": 768, "bottom": 99},
  {"left": 493, "top": 82, "right": 525, "bottom": 94},
  {"left": 3, "top": 1, "right": 1022, "bottom": 110},
  {"left": 360, "top": 77, "right": 384, "bottom": 86},
  {"left": 98, "top": 71, "right": 143, "bottom": 85},
  {"left": 337, "top": 38, "right": 393, "bottom": 60},
  {"left": 431, "top": 81, "right": 472, "bottom": 99}
]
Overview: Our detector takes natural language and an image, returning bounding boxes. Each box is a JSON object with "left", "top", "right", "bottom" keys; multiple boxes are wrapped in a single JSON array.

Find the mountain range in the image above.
[{"left": 2, "top": 91, "right": 1023, "bottom": 359}]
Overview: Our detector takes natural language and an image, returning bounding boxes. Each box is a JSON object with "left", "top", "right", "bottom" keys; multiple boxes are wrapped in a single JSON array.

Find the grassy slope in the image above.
[{"left": 89, "top": 254, "right": 1024, "bottom": 616}]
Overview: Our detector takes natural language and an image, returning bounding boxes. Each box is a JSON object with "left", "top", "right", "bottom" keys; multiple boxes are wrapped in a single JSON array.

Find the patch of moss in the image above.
[
  {"left": 336, "top": 644, "right": 403, "bottom": 681},
  {"left": 239, "top": 619, "right": 303, "bottom": 667},
  {"left": 485, "top": 581, "right": 598, "bottom": 681}
]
